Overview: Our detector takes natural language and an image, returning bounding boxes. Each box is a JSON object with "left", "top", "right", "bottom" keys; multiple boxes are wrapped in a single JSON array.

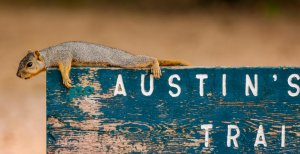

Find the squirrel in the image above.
[{"left": 16, "top": 41, "right": 189, "bottom": 88}]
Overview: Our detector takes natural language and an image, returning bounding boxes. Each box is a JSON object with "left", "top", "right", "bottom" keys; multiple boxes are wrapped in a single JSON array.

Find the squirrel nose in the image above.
[{"left": 16, "top": 72, "right": 21, "bottom": 78}]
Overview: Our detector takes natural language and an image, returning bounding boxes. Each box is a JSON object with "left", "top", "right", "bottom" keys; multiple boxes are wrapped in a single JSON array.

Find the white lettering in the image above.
[
  {"left": 254, "top": 125, "right": 267, "bottom": 147},
  {"left": 113, "top": 74, "right": 127, "bottom": 96},
  {"left": 201, "top": 124, "right": 213, "bottom": 147},
  {"left": 223, "top": 74, "right": 227, "bottom": 96},
  {"left": 196, "top": 74, "right": 208, "bottom": 96},
  {"left": 288, "top": 74, "right": 300, "bottom": 97},
  {"left": 168, "top": 74, "right": 181, "bottom": 97},
  {"left": 227, "top": 125, "right": 240, "bottom": 148},
  {"left": 141, "top": 74, "right": 154, "bottom": 96},
  {"left": 281, "top": 125, "right": 285, "bottom": 147},
  {"left": 246, "top": 74, "right": 258, "bottom": 96}
]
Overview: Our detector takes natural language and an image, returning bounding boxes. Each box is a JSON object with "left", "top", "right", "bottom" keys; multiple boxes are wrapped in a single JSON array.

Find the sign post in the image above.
[{"left": 47, "top": 67, "right": 299, "bottom": 153}]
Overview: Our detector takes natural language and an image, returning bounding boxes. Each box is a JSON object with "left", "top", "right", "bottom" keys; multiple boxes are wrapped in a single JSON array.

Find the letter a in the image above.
[
  {"left": 254, "top": 125, "right": 267, "bottom": 147},
  {"left": 114, "top": 74, "right": 127, "bottom": 96}
]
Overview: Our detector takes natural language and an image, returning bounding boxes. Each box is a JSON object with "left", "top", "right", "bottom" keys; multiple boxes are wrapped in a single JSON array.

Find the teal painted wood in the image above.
[{"left": 47, "top": 67, "right": 300, "bottom": 153}]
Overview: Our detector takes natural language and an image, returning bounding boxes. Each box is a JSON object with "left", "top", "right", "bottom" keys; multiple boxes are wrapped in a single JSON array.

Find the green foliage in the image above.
[{"left": 264, "top": 0, "right": 281, "bottom": 16}]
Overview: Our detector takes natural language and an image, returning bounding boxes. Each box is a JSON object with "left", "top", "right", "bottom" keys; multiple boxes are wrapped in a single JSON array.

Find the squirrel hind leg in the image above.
[{"left": 119, "top": 56, "right": 162, "bottom": 78}]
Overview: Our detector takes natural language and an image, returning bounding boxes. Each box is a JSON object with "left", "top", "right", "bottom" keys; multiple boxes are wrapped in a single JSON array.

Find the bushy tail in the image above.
[{"left": 158, "top": 60, "right": 190, "bottom": 66}]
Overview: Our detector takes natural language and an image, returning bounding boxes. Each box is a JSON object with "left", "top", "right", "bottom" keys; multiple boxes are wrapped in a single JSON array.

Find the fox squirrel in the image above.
[{"left": 16, "top": 41, "right": 189, "bottom": 88}]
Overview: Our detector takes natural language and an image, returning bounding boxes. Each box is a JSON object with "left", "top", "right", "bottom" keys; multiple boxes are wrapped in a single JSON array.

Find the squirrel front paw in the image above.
[
  {"left": 151, "top": 65, "right": 162, "bottom": 79},
  {"left": 63, "top": 78, "right": 72, "bottom": 88}
]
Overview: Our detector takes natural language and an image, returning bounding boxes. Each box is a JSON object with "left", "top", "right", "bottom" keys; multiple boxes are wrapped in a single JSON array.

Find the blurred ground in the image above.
[{"left": 0, "top": 7, "right": 299, "bottom": 154}]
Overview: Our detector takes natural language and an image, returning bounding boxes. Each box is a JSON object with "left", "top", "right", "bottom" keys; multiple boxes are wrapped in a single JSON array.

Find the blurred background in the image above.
[{"left": 0, "top": 0, "right": 299, "bottom": 153}]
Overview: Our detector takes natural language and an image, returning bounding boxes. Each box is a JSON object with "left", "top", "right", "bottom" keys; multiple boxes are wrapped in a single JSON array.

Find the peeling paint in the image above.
[
  {"left": 48, "top": 117, "right": 65, "bottom": 128},
  {"left": 52, "top": 131, "right": 148, "bottom": 153},
  {"left": 65, "top": 119, "right": 101, "bottom": 131},
  {"left": 72, "top": 98, "right": 103, "bottom": 116}
]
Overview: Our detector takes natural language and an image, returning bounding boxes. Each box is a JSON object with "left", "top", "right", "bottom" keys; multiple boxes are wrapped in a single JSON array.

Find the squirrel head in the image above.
[{"left": 16, "top": 50, "right": 45, "bottom": 80}]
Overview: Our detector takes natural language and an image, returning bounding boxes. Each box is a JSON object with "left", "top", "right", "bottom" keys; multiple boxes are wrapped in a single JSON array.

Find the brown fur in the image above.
[{"left": 158, "top": 60, "right": 190, "bottom": 66}]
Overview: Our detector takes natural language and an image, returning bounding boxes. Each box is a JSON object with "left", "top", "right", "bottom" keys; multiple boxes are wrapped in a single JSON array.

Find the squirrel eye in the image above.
[{"left": 27, "top": 62, "right": 33, "bottom": 67}]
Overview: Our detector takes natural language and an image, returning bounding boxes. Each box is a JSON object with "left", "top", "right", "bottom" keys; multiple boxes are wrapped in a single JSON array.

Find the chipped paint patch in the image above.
[
  {"left": 184, "top": 139, "right": 205, "bottom": 147},
  {"left": 48, "top": 117, "right": 65, "bottom": 128},
  {"left": 65, "top": 119, "right": 101, "bottom": 131},
  {"left": 52, "top": 131, "right": 148, "bottom": 153},
  {"left": 72, "top": 97, "right": 104, "bottom": 116},
  {"left": 101, "top": 123, "right": 121, "bottom": 131}
]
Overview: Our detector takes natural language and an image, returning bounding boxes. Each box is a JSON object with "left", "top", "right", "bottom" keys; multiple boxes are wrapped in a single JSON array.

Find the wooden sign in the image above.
[{"left": 47, "top": 67, "right": 299, "bottom": 153}]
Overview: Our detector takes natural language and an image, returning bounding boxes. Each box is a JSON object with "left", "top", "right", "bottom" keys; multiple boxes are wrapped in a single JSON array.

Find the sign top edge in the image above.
[{"left": 46, "top": 66, "right": 300, "bottom": 70}]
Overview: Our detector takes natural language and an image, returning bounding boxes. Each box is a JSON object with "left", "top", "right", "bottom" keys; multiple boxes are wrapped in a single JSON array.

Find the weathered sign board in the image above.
[{"left": 47, "top": 67, "right": 299, "bottom": 153}]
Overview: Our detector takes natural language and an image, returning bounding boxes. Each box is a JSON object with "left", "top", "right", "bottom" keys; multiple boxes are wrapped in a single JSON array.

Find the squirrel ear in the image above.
[
  {"left": 34, "top": 50, "right": 40, "bottom": 57},
  {"left": 34, "top": 50, "right": 43, "bottom": 61},
  {"left": 28, "top": 50, "right": 33, "bottom": 54}
]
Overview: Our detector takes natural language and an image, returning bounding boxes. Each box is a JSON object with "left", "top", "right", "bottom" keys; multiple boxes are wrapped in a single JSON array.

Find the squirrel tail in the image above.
[{"left": 158, "top": 60, "right": 190, "bottom": 66}]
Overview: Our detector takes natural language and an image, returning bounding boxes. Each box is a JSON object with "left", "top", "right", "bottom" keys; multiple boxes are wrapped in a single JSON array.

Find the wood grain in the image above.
[{"left": 47, "top": 67, "right": 299, "bottom": 153}]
